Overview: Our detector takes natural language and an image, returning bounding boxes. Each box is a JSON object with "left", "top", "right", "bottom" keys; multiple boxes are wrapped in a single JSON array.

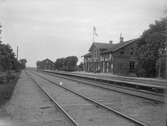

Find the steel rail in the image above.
[
  {"left": 44, "top": 70, "right": 166, "bottom": 91},
  {"left": 25, "top": 71, "right": 80, "bottom": 126},
  {"left": 31, "top": 70, "right": 149, "bottom": 126},
  {"left": 42, "top": 71, "right": 164, "bottom": 103},
  {"left": 51, "top": 72, "right": 163, "bottom": 96}
]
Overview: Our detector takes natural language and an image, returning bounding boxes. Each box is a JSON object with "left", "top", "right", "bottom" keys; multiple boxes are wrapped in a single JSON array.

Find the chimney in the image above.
[
  {"left": 120, "top": 33, "right": 124, "bottom": 43},
  {"left": 109, "top": 40, "right": 113, "bottom": 44}
]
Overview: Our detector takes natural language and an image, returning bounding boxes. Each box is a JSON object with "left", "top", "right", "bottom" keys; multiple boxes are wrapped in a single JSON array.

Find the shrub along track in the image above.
[{"left": 0, "top": 72, "right": 20, "bottom": 106}]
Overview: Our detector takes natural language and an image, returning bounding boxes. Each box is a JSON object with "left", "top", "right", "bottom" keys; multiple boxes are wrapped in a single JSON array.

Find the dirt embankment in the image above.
[
  {"left": 1, "top": 70, "right": 69, "bottom": 126},
  {"left": 0, "top": 71, "right": 20, "bottom": 107},
  {"left": 0, "top": 71, "right": 20, "bottom": 126}
]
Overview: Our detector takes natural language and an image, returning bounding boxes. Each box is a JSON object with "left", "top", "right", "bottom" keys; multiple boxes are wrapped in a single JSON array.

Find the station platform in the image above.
[{"left": 72, "top": 71, "right": 167, "bottom": 88}]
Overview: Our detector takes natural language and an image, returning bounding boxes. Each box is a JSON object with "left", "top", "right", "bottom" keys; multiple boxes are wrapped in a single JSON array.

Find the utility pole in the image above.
[
  {"left": 0, "top": 24, "right": 2, "bottom": 42},
  {"left": 17, "top": 46, "right": 19, "bottom": 60}
]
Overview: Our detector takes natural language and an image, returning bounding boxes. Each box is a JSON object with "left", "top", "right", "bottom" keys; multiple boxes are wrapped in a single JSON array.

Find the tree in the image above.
[
  {"left": 55, "top": 56, "right": 78, "bottom": 71},
  {"left": 136, "top": 18, "right": 167, "bottom": 77},
  {"left": 36, "top": 61, "right": 41, "bottom": 69},
  {"left": 0, "top": 43, "right": 16, "bottom": 71},
  {"left": 64, "top": 56, "right": 78, "bottom": 71},
  {"left": 19, "top": 59, "right": 27, "bottom": 69},
  {"left": 55, "top": 58, "right": 65, "bottom": 70},
  {"left": 78, "top": 62, "right": 84, "bottom": 71},
  {"left": 0, "top": 24, "right": 24, "bottom": 72}
]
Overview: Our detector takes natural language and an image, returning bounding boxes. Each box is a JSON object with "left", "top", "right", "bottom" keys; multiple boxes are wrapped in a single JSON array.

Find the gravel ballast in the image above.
[
  {"left": 37, "top": 71, "right": 166, "bottom": 126},
  {"left": 29, "top": 71, "right": 140, "bottom": 126}
]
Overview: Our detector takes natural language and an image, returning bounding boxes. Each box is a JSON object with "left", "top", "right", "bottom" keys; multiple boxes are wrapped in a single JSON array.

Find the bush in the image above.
[
  {"left": 0, "top": 76, "right": 7, "bottom": 84},
  {"left": 0, "top": 72, "right": 20, "bottom": 106}
]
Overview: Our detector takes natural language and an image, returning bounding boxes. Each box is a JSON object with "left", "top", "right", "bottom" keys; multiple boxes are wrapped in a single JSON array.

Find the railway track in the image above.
[
  {"left": 42, "top": 70, "right": 164, "bottom": 102},
  {"left": 25, "top": 71, "right": 79, "bottom": 126},
  {"left": 27, "top": 70, "right": 149, "bottom": 126},
  {"left": 34, "top": 70, "right": 165, "bottom": 126},
  {"left": 44, "top": 70, "right": 165, "bottom": 94}
]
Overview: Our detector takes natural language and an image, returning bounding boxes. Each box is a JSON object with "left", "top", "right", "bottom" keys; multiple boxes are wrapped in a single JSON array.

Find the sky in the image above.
[{"left": 0, "top": 0, "right": 167, "bottom": 67}]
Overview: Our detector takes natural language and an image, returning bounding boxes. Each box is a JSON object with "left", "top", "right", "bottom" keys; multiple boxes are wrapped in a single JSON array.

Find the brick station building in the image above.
[
  {"left": 37, "top": 58, "right": 55, "bottom": 70},
  {"left": 83, "top": 38, "right": 140, "bottom": 76}
]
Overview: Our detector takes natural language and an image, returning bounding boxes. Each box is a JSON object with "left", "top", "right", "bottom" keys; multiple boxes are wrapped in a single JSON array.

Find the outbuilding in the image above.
[{"left": 37, "top": 58, "right": 55, "bottom": 70}]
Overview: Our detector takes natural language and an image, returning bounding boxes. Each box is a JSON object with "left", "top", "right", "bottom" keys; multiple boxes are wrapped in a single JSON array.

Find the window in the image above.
[
  {"left": 120, "top": 51, "right": 124, "bottom": 55},
  {"left": 129, "top": 61, "right": 135, "bottom": 72},
  {"left": 130, "top": 48, "right": 134, "bottom": 55}
]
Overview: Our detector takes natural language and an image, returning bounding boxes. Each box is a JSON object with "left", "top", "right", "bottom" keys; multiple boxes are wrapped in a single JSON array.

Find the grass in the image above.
[{"left": 0, "top": 71, "right": 20, "bottom": 107}]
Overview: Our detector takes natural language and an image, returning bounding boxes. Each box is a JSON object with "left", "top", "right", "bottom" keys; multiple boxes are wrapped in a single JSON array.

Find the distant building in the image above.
[
  {"left": 37, "top": 58, "right": 55, "bottom": 70},
  {"left": 83, "top": 38, "right": 140, "bottom": 76}
]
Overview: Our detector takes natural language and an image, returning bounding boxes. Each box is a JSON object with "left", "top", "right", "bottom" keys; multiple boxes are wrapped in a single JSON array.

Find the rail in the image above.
[
  {"left": 25, "top": 71, "right": 80, "bottom": 126},
  {"left": 32, "top": 70, "right": 149, "bottom": 126},
  {"left": 43, "top": 70, "right": 166, "bottom": 94}
]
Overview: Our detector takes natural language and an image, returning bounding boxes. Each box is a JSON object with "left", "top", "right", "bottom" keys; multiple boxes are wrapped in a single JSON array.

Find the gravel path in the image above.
[
  {"left": 4, "top": 71, "right": 71, "bottom": 126},
  {"left": 36, "top": 71, "right": 166, "bottom": 126}
]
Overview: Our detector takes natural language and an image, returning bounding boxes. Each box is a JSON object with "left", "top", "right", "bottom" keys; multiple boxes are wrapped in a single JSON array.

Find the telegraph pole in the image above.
[
  {"left": 0, "top": 24, "right": 2, "bottom": 42},
  {"left": 17, "top": 46, "right": 19, "bottom": 60}
]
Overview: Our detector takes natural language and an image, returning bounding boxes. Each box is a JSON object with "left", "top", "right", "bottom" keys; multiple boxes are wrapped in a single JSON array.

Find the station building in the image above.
[
  {"left": 83, "top": 37, "right": 140, "bottom": 76},
  {"left": 37, "top": 58, "right": 55, "bottom": 70}
]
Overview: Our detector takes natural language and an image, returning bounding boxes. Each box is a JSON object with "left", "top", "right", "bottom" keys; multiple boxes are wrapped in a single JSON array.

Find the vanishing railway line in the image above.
[
  {"left": 25, "top": 71, "right": 79, "bottom": 126},
  {"left": 34, "top": 70, "right": 165, "bottom": 126},
  {"left": 44, "top": 70, "right": 166, "bottom": 94},
  {"left": 43, "top": 70, "right": 164, "bottom": 102},
  {"left": 27, "top": 70, "right": 149, "bottom": 126}
]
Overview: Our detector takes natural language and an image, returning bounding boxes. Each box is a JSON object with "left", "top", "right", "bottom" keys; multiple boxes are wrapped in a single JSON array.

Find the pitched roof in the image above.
[
  {"left": 89, "top": 42, "right": 113, "bottom": 51},
  {"left": 102, "top": 38, "right": 139, "bottom": 54},
  {"left": 82, "top": 52, "right": 91, "bottom": 57},
  {"left": 83, "top": 38, "right": 139, "bottom": 57},
  {"left": 42, "top": 58, "right": 54, "bottom": 64}
]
